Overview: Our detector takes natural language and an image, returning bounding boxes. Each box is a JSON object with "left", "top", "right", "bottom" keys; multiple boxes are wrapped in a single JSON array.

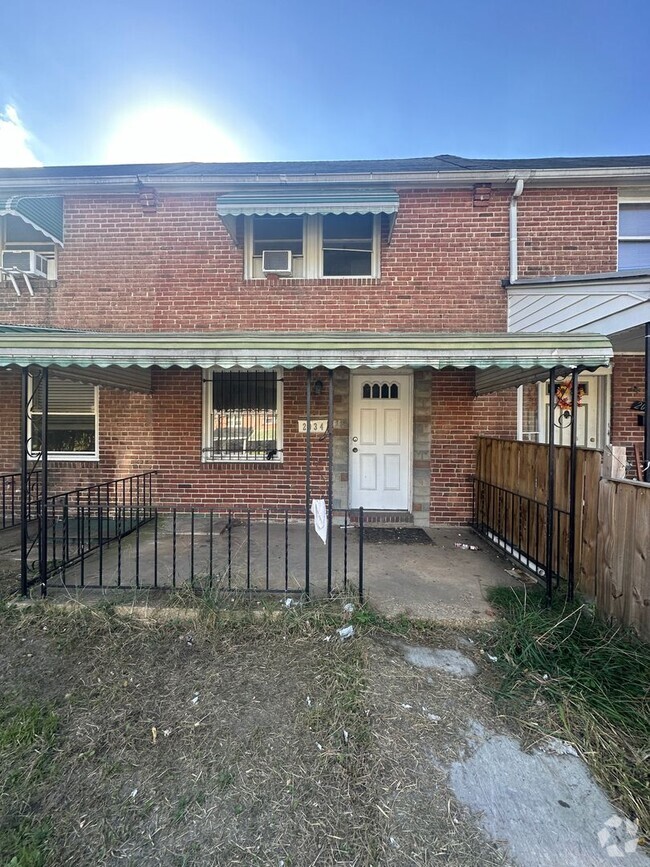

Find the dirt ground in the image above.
[
  {"left": 1, "top": 594, "right": 646, "bottom": 867},
  {"left": 0, "top": 597, "right": 516, "bottom": 867}
]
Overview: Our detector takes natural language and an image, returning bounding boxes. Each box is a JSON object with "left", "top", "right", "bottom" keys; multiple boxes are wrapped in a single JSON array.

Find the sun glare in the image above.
[{"left": 103, "top": 104, "right": 244, "bottom": 164}]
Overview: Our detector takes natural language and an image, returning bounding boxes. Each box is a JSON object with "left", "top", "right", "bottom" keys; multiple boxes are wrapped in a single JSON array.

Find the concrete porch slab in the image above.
[{"left": 4, "top": 517, "right": 519, "bottom": 625}]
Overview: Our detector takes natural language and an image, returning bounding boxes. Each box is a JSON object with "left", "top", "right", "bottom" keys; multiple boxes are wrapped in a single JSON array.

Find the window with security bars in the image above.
[
  {"left": 205, "top": 370, "right": 281, "bottom": 461},
  {"left": 29, "top": 375, "right": 98, "bottom": 458}
]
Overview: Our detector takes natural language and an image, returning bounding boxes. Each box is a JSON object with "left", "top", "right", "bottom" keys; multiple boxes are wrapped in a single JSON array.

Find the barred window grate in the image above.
[{"left": 210, "top": 371, "right": 279, "bottom": 460}]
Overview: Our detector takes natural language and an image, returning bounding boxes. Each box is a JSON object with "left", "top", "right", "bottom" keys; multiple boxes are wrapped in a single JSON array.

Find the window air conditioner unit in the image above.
[
  {"left": 262, "top": 249, "right": 292, "bottom": 275},
  {"left": 1, "top": 250, "right": 49, "bottom": 278}
]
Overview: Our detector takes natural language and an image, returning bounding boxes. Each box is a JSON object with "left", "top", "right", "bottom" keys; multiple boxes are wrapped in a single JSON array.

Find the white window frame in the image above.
[
  {"left": 244, "top": 214, "right": 380, "bottom": 279},
  {"left": 617, "top": 194, "right": 650, "bottom": 271},
  {"left": 0, "top": 215, "right": 58, "bottom": 280},
  {"left": 28, "top": 375, "right": 99, "bottom": 461},
  {"left": 202, "top": 367, "right": 284, "bottom": 463}
]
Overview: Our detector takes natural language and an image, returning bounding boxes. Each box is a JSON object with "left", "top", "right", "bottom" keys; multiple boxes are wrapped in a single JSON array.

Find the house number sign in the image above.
[{"left": 298, "top": 419, "right": 328, "bottom": 433}]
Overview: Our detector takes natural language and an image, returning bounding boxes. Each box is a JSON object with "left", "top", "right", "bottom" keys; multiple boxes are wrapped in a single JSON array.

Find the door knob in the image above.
[{"left": 352, "top": 447, "right": 358, "bottom": 453}]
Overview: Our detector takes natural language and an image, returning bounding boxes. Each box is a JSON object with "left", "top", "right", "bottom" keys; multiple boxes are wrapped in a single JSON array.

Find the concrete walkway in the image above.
[{"left": 363, "top": 526, "right": 518, "bottom": 623}]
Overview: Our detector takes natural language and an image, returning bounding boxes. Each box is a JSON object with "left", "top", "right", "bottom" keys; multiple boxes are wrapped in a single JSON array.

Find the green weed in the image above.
[{"left": 485, "top": 585, "right": 650, "bottom": 830}]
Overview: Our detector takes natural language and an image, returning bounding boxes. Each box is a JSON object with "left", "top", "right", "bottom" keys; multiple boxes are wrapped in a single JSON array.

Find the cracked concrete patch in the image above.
[
  {"left": 448, "top": 729, "right": 649, "bottom": 867},
  {"left": 402, "top": 645, "right": 478, "bottom": 677}
]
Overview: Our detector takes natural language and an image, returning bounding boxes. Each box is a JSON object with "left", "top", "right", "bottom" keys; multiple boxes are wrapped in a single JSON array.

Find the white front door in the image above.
[{"left": 349, "top": 373, "right": 412, "bottom": 510}]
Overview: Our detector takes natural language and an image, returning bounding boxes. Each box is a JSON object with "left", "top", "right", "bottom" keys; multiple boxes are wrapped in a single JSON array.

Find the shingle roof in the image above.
[{"left": 2, "top": 153, "right": 650, "bottom": 179}]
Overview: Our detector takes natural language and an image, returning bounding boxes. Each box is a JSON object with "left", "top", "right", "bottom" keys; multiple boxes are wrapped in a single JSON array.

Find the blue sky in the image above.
[{"left": 1, "top": 0, "right": 649, "bottom": 166}]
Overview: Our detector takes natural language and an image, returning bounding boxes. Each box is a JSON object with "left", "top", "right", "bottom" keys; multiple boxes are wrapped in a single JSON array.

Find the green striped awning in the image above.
[
  {"left": 217, "top": 189, "right": 399, "bottom": 217},
  {"left": 0, "top": 196, "right": 64, "bottom": 246},
  {"left": 0, "top": 329, "right": 612, "bottom": 393},
  {"left": 217, "top": 187, "right": 399, "bottom": 242}
]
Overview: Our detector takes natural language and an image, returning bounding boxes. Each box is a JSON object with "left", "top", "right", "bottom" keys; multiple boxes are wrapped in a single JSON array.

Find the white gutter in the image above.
[{"left": 509, "top": 178, "right": 525, "bottom": 283}]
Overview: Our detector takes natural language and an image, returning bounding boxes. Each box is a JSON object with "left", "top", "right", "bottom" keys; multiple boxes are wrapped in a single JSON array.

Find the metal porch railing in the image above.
[
  {"left": 473, "top": 477, "right": 571, "bottom": 586},
  {"left": 1, "top": 470, "right": 41, "bottom": 530},
  {"left": 22, "top": 471, "right": 156, "bottom": 593}
]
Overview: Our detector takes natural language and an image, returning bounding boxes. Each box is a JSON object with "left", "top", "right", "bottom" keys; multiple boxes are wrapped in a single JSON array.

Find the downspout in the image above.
[
  {"left": 509, "top": 177, "right": 525, "bottom": 283},
  {"left": 510, "top": 177, "right": 525, "bottom": 439}
]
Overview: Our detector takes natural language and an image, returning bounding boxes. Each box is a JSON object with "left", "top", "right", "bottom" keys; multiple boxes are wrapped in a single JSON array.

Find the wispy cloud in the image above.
[{"left": 0, "top": 105, "right": 42, "bottom": 167}]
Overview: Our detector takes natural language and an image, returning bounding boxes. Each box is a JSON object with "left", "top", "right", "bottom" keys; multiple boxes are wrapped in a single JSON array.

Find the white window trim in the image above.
[
  {"left": 28, "top": 376, "right": 99, "bottom": 462},
  {"left": 202, "top": 367, "right": 284, "bottom": 463},
  {"left": 244, "top": 214, "right": 380, "bottom": 280}
]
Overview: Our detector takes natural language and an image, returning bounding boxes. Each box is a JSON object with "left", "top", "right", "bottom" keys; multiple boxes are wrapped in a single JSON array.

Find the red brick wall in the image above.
[
  {"left": 430, "top": 372, "right": 517, "bottom": 523},
  {"left": 0, "top": 370, "right": 21, "bottom": 474},
  {"left": 0, "top": 182, "right": 623, "bottom": 522},
  {"left": 151, "top": 367, "right": 331, "bottom": 510},
  {"left": 2, "top": 366, "right": 515, "bottom": 523},
  {"left": 611, "top": 354, "right": 646, "bottom": 474},
  {"left": 0, "top": 186, "right": 619, "bottom": 332},
  {"left": 517, "top": 188, "right": 618, "bottom": 278}
]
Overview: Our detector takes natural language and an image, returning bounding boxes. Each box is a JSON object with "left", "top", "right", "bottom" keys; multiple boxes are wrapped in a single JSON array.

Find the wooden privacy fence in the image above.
[
  {"left": 597, "top": 479, "right": 650, "bottom": 641},
  {"left": 474, "top": 437, "right": 602, "bottom": 595}
]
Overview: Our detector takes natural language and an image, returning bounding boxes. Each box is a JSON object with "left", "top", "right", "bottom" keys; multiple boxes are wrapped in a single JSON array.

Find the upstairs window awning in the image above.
[
  {"left": 0, "top": 196, "right": 64, "bottom": 246},
  {"left": 216, "top": 188, "right": 399, "bottom": 243}
]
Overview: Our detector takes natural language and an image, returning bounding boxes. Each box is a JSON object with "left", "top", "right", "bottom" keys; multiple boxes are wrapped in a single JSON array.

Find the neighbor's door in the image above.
[
  {"left": 541, "top": 374, "right": 606, "bottom": 448},
  {"left": 349, "top": 373, "right": 412, "bottom": 510}
]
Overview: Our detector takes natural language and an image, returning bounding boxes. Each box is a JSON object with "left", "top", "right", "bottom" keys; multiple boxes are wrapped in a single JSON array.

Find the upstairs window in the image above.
[
  {"left": 618, "top": 202, "right": 650, "bottom": 270},
  {"left": 322, "top": 213, "right": 374, "bottom": 276},
  {"left": 244, "top": 213, "right": 380, "bottom": 279},
  {"left": 251, "top": 216, "right": 304, "bottom": 278},
  {"left": 1, "top": 215, "right": 57, "bottom": 280},
  {"left": 29, "top": 375, "right": 98, "bottom": 460},
  {"left": 203, "top": 369, "right": 283, "bottom": 462}
]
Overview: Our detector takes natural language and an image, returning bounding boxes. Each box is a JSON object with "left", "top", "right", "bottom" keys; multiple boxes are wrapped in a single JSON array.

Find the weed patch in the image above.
[
  {"left": 0, "top": 702, "right": 59, "bottom": 866},
  {"left": 485, "top": 585, "right": 650, "bottom": 831}
]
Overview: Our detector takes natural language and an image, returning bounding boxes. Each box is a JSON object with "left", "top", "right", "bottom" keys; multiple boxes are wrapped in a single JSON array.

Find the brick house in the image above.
[{"left": 0, "top": 154, "right": 647, "bottom": 531}]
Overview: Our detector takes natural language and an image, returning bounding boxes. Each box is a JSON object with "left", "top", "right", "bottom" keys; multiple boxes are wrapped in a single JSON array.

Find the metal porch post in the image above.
[
  {"left": 327, "top": 369, "right": 334, "bottom": 595},
  {"left": 20, "top": 368, "right": 29, "bottom": 596},
  {"left": 643, "top": 322, "right": 650, "bottom": 483},
  {"left": 39, "top": 368, "right": 49, "bottom": 597},
  {"left": 567, "top": 368, "right": 580, "bottom": 601},
  {"left": 545, "top": 367, "right": 557, "bottom": 605},
  {"left": 305, "top": 369, "right": 311, "bottom": 596}
]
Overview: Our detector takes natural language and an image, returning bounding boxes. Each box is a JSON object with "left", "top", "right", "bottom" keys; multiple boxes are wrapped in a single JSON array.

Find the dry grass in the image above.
[
  {"left": 4, "top": 584, "right": 644, "bottom": 866},
  {"left": 0, "top": 594, "right": 518, "bottom": 867}
]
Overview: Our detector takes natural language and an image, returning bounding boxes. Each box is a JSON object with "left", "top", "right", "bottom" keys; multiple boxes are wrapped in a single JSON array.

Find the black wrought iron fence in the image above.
[
  {"left": 1, "top": 471, "right": 40, "bottom": 530},
  {"left": 473, "top": 477, "right": 570, "bottom": 584},
  {"left": 43, "top": 504, "right": 364, "bottom": 600},
  {"left": 22, "top": 471, "right": 156, "bottom": 592}
]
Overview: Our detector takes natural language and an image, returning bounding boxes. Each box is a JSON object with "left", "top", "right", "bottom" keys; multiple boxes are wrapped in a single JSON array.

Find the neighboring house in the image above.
[{"left": 0, "top": 154, "right": 647, "bottom": 527}]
